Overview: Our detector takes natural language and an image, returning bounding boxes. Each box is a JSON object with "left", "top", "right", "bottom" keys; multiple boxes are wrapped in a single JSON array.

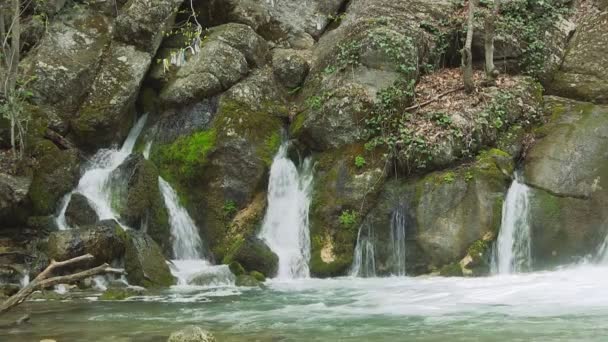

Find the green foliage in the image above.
[
  {"left": 260, "top": 131, "right": 281, "bottom": 166},
  {"left": 339, "top": 210, "right": 358, "bottom": 229},
  {"left": 464, "top": 171, "right": 474, "bottom": 182},
  {"left": 443, "top": 172, "right": 456, "bottom": 184},
  {"left": 336, "top": 41, "right": 362, "bottom": 70},
  {"left": 223, "top": 200, "right": 238, "bottom": 218},
  {"left": 0, "top": 79, "right": 35, "bottom": 159},
  {"left": 306, "top": 92, "right": 333, "bottom": 111},
  {"left": 429, "top": 112, "right": 453, "bottom": 128},
  {"left": 354, "top": 155, "right": 366, "bottom": 168}
]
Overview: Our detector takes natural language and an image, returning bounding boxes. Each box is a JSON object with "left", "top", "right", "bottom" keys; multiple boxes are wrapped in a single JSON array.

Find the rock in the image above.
[
  {"left": 206, "top": 23, "right": 269, "bottom": 68},
  {"left": 227, "top": 237, "right": 278, "bottom": 278},
  {"left": 249, "top": 271, "right": 265, "bottom": 282},
  {"left": 235, "top": 274, "right": 262, "bottom": 287},
  {"left": 549, "top": 12, "right": 608, "bottom": 104},
  {"left": 524, "top": 97, "right": 608, "bottom": 268},
  {"left": 100, "top": 286, "right": 146, "bottom": 300},
  {"left": 124, "top": 230, "right": 175, "bottom": 288},
  {"left": 0, "top": 173, "right": 31, "bottom": 225},
  {"left": 188, "top": 265, "right": 235, "bottom": 287},
  {"left": 272, "top": 50, "right": 310, "bottom": 88},
  {"left": 72, "top": 42, "right": 151, "bottom": 149},
  {"left": 229, "top": 261, "right": 245, "bottom": 276},
  {"left": 21, "top": 8, "right": 111, "bottom": 123},
  {"left": 114, "top": 0, "right": 182, "bottom": 54},
  {"left": 167, "top": 326, "right": 216, "bottom": 342},
  {"left": 109, "top": 154, "right": 170, "bottom": 254},
  {"left": 28, "top": 147, "right": 80, "bottom": 216},
  {"left": 0, "top": 284, "right": 20, "bottom": 297},
  {"left": 27, "top": 215, "right": 59, "bottom": 232},
  {"left": 65, "top": 193, "right": 99, "bottom": 228},
  {"left": 47, "top": 220, "right": 126, "bottom": 266},
  {"left": 595, "top": 0, "right": 608, "bottom": 9}
]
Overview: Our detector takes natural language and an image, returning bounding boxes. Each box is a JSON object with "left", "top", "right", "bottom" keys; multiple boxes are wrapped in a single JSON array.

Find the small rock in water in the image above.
[
  {"left": 167, "top": 326, "right": 216, "bottom": 342},
  {"left": 40, "top": 339, "right": 57, "bottom": 342}
]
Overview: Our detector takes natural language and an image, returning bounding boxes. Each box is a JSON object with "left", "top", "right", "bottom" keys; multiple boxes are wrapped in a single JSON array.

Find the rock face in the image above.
[
  {"left": 272, "top": 50, "right": 310, "bottom": 88},
  {"left": 359, "top": 149, "right": 512, "bottom": 275},
  {"left": 524, "top": 97, "right": 608, "bottom": 268},
  {"left": 47, "top": 220, "right": 126, "bottom": 266},
  {"left": 0, "top": 174, "right": 31, "bottom": 226},
  {"left": 65, "top": 193, "right": 99, "bottom": 228},
  {"left": 28, "top": 147, "right": 80, "bottom": 216},
  {"left": 167, "top": 326, "right": 216, "bottom": 342},
  {"left": 549, "top": 12, "right": 608, "bottom": 104},
  {"left": 109, "top": 154, "right": 170, "bottom": 254},
  {"left": 124, "top": 230, "right": 175, "bottom": 287}
]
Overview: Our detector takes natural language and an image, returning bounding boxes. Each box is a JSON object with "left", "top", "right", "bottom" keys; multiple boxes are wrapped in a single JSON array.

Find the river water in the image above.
[{"left": 3, "top": 263, "right": 608, "bottom": 341}]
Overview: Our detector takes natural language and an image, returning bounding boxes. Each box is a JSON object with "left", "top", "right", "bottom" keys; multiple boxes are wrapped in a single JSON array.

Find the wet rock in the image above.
[
  {"left": 100, "top": 286, "right": 146, "bottom": 300},
  {"left": 0, "top": 173, "right": 31, "bottom": 225},
  {"left": 227, "top": 237, "right": 278, "bottom": 278},
  {"left": 28, "top": 147, "right": 80, "bottom": 216},
  {"left": 524, "top": 97, "right": 608, "bottom": 268},
  {"left": 47, "top": 220, "right": 126, "bottom": 266},
  {"left": 0, "top": 284, "right": 20, "bottom": 297},
  {"left": 272, "top": 49, "right": 310, "bottom": 89},
  {"left": 206, "top": 23, "right": 269, "bottom": 68},
  {"left": 188, "top": 265, "right": 236, "bottom": 287},
  {"left": 110, "top": 155, "right": 170, "bottom": 254},
  {"left": 124, "top": 230, "right": 175, "bottom": 288},
  {"left": 65, "top": 194, "right": 99, "bottom": 228},
  {"left": 167, "top": 326, "right": 216, "bottom": 342},
  {"left": 114, "top": 0, "right": 182, "bottom": 54},
  {"left": 72, "top": 42, "right": 151, "bottom": 149},
  {"left": 235, "top": 274, "right": 262, "bottom": 287},
  {"left": 548, "top": 12, "right": 608, "bottom": 104}
]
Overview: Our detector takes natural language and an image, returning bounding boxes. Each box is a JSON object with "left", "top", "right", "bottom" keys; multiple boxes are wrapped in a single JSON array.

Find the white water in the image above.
[
  {"left": 350, "top": 224, "right": 376, "bottom": 277},
  {"left": 259, "top": 143, "right": 314, "bottom": 279},
  {"left": 55, "top": 114, "right": 149, "bottom": 229},
  {"left": 493, "top": 173, "right": 532, "bottom": 274},
  {"left": 390, "top": 205, "right": 407, "bottom": 276}
]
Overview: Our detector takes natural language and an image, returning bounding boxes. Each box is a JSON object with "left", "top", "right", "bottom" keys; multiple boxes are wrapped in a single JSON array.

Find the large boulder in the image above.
[
  {"left": 272, "top": 49, "right": 310, "bottom": 89},
  {"left": 114, "top": 0, "right": 182, "bottom": 54},
  {"left": 109, "top": 154, "right": 170, "bottom": 254},
  {"left": 0, "top": 173, "right": 31, "bottom": 226},
  {"left": 524, "top": 97, "right": 608, "bottom": 268},
  {"left": 28, "top": 147, "right": 80, "bottom": 216},
  {"left": 46, "top": 220, "right": 126, "bottom": 266},
  {"left": 158, "top": 23, "right": 268, "bottom": 106},
  {"left": 65, "top": 193, "right": 99, "bottom": 228},
  {"left": 124, "top": 230, "right": 175, "bottom": 287},
  {"left": 71, "top": 42, "right": 151, "bottom": 149},
  {"left": 225, "top": 236, "right": 278, "bottom": 277},
  {"left": 548, "top": 12, "right": 608, "bottom": 104}
]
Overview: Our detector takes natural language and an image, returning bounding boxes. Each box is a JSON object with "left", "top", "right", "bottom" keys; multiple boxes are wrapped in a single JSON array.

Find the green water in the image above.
[{"left": 3, "top": 265, "right": 608, "bottom": 341}]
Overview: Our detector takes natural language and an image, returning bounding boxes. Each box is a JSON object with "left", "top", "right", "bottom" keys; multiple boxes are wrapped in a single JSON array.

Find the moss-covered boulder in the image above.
[
  {"left": 0, "top": 173, "right": 31, "bottom": 226},
  {"left": 224, "top": 236, "right": 278, "bottom": 278},
  {"left": 548, "top": 12, "right": 608, "bottom": 104},
  {"left": 235, "top": 274, "right": 262, "bottom": 287},
  {"left": 355, "top": 149, "right": 512, "bottom": 275},
  {"left": 47, "top": 220, "right": 126, "bottom": 266},
  {"left": 524, "top": 97, "right": 608, "bottom": 268},
  {"left": 308, "top": 144, "right": 387, "bottom": 277},
  {"left": 272, "top": 49, "right": 310, "bottom": 89},
  {"left": 100, "top": 286, "right": 146, "bottom": 300},
  {"left": 124, "top": 230, "right": 175, "bottom": 288},
  {"left": 72, "top": 42, "right": 151, "bottom": 149},
  {"left": 28, "top": 147, "right": 80, "bottom": 216},
  {"left": 109, "top": 154, "right": 170, "bottom": 254},
  {"left": 65, "top": 193, "right": 99, "bottom": 228},
  {"left": 114, "top": 0, "right": 182, "bottom": 54}
]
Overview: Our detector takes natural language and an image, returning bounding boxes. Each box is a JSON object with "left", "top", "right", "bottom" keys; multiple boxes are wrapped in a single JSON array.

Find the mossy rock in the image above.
[
  {"left": 229, "top": 261, "right": 245, "bottom": 276},
  {"left": 123, "top": 230, "right": 175, "bottom": 288},
  {"left": 439, "top": 263, "right": 463, "bottom": 277},
  {"left": 249, "top": 271, "right": 265, "bottom": 282},
  {"left": 235, "top": 274, "right": 262, "bottom": 287},
  {"left": 100, "top": 287, "right": 146, "bottom": 300},
  {"left": 224, "top": 237, "right": 278, "bottom": 278}
]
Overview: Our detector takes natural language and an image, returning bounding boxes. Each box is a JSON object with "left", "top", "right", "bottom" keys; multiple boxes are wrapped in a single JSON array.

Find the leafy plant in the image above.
[
  {"left": 354, "top": 155, "right": 366, "bottom": 168},
  {"left": 223, "top": 200, "right": 237, "bottom": 217},
  {"left": 339, "top": 210, "right": 358, "bottom": 228}
]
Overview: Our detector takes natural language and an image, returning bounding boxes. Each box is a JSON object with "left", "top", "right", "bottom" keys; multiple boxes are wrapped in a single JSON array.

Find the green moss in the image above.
[
  {"left": 154, "top": 129, "right": 216, "bottom": 182},
  {"left": 235, "top": 274, "right": 262, "bottom": 287},
  {"left": 229, "top": 261, "right": 245, "bottom": 276},
  {"left": 439, "top": 262, "right": 463, "bottom": 277},
  {"left": 290, "top": 112, "right": 307, "bottom": 136},
  {"left": 309, "top": 252, "right": 352, "bottom": 278},
  {"left": 259, "top": 131, "right": 281, "bottom": 166},
  {"left": 100, "top": 288, "right": 136, "bottom": 301},
  {"left": 250, "top": 271, "right": 266, "bottom": 282}
]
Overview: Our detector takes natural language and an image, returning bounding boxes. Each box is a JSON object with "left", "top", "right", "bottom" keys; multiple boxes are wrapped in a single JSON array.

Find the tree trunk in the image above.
[
  {"left": 8, "top": 0, "right": 20, "bottom": 93},
  {"left": 484, "top": 0, "right": 500, "bottom": 79},
  {"left": 463, "top": 0, "right": 476, "bottom": 94}
]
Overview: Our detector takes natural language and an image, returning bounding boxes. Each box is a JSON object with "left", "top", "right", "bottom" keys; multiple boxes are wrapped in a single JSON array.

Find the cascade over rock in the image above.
[{"left": 524, "top": 97, "right": 608, "bottom": 268}]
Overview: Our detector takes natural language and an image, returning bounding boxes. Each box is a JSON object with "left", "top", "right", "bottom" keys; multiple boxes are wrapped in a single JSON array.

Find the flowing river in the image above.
[{"left": 3, "top": 263, "right": 608, "bottom": 341}]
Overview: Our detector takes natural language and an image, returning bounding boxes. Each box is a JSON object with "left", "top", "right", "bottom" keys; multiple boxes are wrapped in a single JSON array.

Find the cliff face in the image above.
[{"left": 1, "top": 0, "right": 607, "bottom": 283}]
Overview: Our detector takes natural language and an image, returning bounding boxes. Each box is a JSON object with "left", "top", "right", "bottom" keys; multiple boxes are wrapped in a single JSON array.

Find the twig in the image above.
[{"left": 404, "top": 86, "right": 465, "bottom": 112}]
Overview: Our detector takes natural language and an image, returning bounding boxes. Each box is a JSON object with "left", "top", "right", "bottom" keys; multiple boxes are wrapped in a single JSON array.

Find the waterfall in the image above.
[
  {"left": 492, "top": 173, "right": 532, "bottom": 274},
  {"left": 258, "top": 142, "right": 314, "bottom": 279},
  {"left": 159, "top": 178, "right": 204, "bottom": 260},
  {"left": 390, "top": 205, "right": 407, "bottom": 276},
  {"left": 350, "top": 224, "right": 376, "bottom": 277},
  {"left": 55, "top": 114, "right": 148, "bottom": 229}
]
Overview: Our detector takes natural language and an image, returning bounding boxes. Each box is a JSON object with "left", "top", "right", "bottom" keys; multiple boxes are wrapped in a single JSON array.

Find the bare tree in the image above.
[
  {"left": 463, "top": 0, "right": 477, "bottom": 94},
  {"left": 484, "top": 0, "right": 501, "bottom": 80},
  {"left": 0, "top": 254, "right": 124, "bottom": 315}
]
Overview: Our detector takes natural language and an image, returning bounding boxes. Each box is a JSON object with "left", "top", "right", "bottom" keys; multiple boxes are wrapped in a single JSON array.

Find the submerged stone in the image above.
[{"left": 167, "top": 326, "right": 216, "bottom": 342}]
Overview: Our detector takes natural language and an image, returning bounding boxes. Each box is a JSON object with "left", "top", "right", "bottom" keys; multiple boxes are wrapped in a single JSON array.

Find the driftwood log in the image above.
[{"left": 0, "top": 254, "right": 124, "bottom": 315}]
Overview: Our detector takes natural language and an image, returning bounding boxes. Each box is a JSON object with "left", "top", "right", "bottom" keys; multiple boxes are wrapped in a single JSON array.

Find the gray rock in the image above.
[
  {"left": 229, "top": 237, "right": 278, "bottom": 277},
  {"left": 65, "top": 194, "right": 99, "bottom": 228},
  {"left": 167, "top": 326, "right": 216, "bottom": 342},
  {"left": 0, "top": 173, "right": 31, "bottom": 225},
  {"left": 272, "top": 50, "right": 310, "bottom": 88},
  {"left": 124, "top": 230, "right": 175, "bottom": 288}
]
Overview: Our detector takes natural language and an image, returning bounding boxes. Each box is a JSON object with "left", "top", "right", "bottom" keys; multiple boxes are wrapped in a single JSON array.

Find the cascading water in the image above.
[
  {"left": 390, "top": 205, "right": 407, "bottom": 276},
  {"left": 258, "top": 142, "right": 314, "bottom": 279},
  {"left": 55, "top": 114, "right": 149, "bottom": 229},
  {"left": 350, "top": 224, "right": 376, "bottom": 277},
  {"left": 492, "top": 173, "right": 532, "bottom": 274}
]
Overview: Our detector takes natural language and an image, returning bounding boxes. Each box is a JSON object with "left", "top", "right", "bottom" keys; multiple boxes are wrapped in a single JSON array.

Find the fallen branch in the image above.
[
  {"left": 405, "top": 86, "right": 465, "bottom": 112},
  {"left": 0, "top": 254, "right": 125, "bottom": 315},
  {"left": 44, "top": 129, "right": 77, "bottom": 150}
]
